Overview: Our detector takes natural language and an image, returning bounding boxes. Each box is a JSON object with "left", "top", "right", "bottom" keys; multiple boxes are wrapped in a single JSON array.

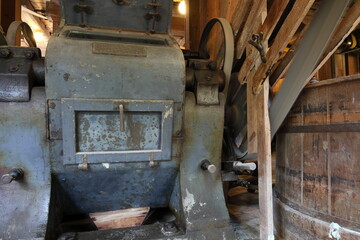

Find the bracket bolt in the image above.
[
  {"left": 24, "top": 51, "right": 34, "bottom": 59},
  {"left": 1, "top": 168, "right": 24, "bottom": 184},
  {"left": 0, "top": 48, "right": 10, "bottom": 58},
  {"left": 8, "top": 65, "right": 19, "bottom": 72},
  {"left": 200, "top": 159, "right": 217, "bottom": 173}
]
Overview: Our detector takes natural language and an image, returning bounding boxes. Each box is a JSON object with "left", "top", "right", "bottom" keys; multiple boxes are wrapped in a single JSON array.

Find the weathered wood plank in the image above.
[
  {"left": 185, "top": 0, "right": 190, "bottom": 49},
  {"left": 229, "top": 0, "right": 253, "bottom": 46},
  {"left": 237, "top": 0, "right": 289, "bottom": 85},
  {"left": 1, "top": 0, "right": 21, "bottom": 44},
  {"left": 248, "top": 0, "right": 314, "bottom": 152},
  {"left": 276, "top": 78, "right": 360, "bottom": 238},
  {"left": 189, "top": 0, "right": 207, "bottom": 51},
  {"left": 234, "top": 1, "right": 264, "bottom": 59},
  {"left": 269, "top": 0, "right": 351, "bottom": 138},
  {"left": 252, "top": 0, "right": 315, "bottom": 94},
  {"left": 46, "top": 1, "right": 61, "bottom": 31},
  {"left": 269, "top": 3, "right": 321, "bottom": 86},
  {"left": 269, "top": 26, "right": 308, "bottom": 87},
  {"left": 311, "top": 0, "right": 360, "bottom": 79},
  {"left": 90, "top": 207, "right": 150, "bottom": 230},
  {"left": 257, "top": 78, "right": 274, "bottom": 240},
  {"left": 245, "top": 1, "right": 268, "bottom": 153}
]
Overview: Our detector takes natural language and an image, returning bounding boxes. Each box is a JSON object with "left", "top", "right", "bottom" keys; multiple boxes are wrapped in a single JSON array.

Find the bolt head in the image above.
[
  {"left": 1, "top": 174, "right": 13, "bottom": 184},
  {"left": 0, "top": 48, "right": 10, "bottom": 58},
  {"left": 24, "top": 51, "right": 34, "bottom": 59},
  {"left": 207, "top": 61, "right": 216, "bottom": 70},
  {"left": 161, "top": 223, "right": 178, "bottom": 236},
  {"left": 149, "top": 160, "right": 159, "bottom": 168},
  {"left": 207, "top": 164, "right": 217, "bottom": 174},
  {"left": 8, "top": 65, "right": 19, "bottom": 72}
]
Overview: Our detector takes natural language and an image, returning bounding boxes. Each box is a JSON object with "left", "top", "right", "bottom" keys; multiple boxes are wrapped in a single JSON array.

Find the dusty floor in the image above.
[
  {"left": 227, "top": 153, "right": 276, "bottom": 240},
  {"left": 228, "top": 186, "right": 260, "bottom": 240}
]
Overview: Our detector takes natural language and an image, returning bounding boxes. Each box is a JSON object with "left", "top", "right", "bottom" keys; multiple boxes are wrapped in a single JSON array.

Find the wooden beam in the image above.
[
  {"left": 234, "top": 1, "right": 264, "bottom": 59},
  {"left": 23, "top": 0, "right": 51, "bottom": 38},
  {"left": 189, "top": 0, "right": 208, "bottom": 51},
  {"left": 237, "top": 0, "right": 289, "bottom": 85},
  {"left": 245, "top": 0, "right": 314, "bottom": 153},
  {"left": 251, "top": 0, "right": 315, "bottom": 94},
  {"left": 269, "top": 4, "right": 321, "bottom": 87},
  {"left": 46, "top": 1, "right": 61, "bottom": 32},
  {"left": 269, "top": 0, "right": 350, "bottom": 137},
  {"left": 227, "top": 0, "right": 253, "bottom": 45},
  {"left": 257, "top": 78, "right": 274, "bottom": 240},
  {"left": 269, "top": 25, "right": 309, "bottom": 87},
  {"left": 185, "top": 0, "right": 190, "bottom": 49},
  {"left": 1, "top": 0, "right": 21, "bottom": 44},
  {"left": 310, "top": 0, "right": 360, "bottom": 81},
  {"left": 206, "top": 0, "right": 221, "bottom": 59},
  {"left": 89, "top": 207, "right": 150, "bottom": 230},
  {"left": 0, "top": 0, "right": 2, "bottom": 27},
  {"left": 245, "top": 2, "right": 267, "bottom": 154}
]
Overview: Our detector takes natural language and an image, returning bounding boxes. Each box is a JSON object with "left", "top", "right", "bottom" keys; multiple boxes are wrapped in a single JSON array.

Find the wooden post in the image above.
[
  {"left": 256, "top": 78, "right": 274, "bottom": 240},
  {"left": 184, "top": 0, "right": 190, "bottom": 49},
  {"left": 1, "top": 0, "right": 21, "bottom": 45},
  {"left": 0, "top": 0, "right": 2, "bottom": 27}
]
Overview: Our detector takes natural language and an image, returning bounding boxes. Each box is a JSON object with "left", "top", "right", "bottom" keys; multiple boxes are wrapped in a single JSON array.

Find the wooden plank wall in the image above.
[{"left": 276, "top": 77, "right": 360, "bottom": 238}]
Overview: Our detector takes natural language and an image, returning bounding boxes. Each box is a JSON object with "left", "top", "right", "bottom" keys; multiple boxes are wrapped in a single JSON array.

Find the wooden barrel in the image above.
[{"left": 275, "top": 75, "right": 360, "bottom": 240}]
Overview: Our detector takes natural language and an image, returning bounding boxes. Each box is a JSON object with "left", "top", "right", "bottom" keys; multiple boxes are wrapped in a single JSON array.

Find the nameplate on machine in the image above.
[{"left": 92, "top": 42, "right": 147, "bottom": 57}]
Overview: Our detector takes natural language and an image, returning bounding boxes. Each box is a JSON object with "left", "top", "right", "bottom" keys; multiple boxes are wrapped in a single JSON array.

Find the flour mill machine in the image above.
[{"left": 0, "top": 0, "right": 244, "bottom": 239}]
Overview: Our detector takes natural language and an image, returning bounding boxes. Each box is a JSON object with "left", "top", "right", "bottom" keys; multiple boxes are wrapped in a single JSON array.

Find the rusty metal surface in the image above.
[
  {"left": 92, "top": 42, "right": 147, "bottom": 57},
  {"left": 0, "top": 46, "right": 43, "bottom": 102},
  {"left": 48, "top": 100, "right": 62, "bottom": 140},
  {"left": 176, "top": 92, "right": 235, "bottom": 237},
  {"left": 76, "top": 111, "right": 161, "bottom": 151},
  {"left": 46, "top": 26, "right": 185, "bottom": 102},
  {"left": 195, "top": 70, "right": 221, "bottom": 105},
  {"left": 53, "top": 163, "right": 178, "bottom": 215},
  {"left": 43, "top": 13, "right": 186, "bottom": 238},
  {"left": 61, "top": 0, "right": 173, "bottom": 33},
  {"left": 0, "top": 88, "right": 50, "bottom": 239},
  {"left": 61, "top": 99, "right": 174, "bottom": 165},
  {"left": 41, "top": 8, "right": 236, "bottom": 239}
]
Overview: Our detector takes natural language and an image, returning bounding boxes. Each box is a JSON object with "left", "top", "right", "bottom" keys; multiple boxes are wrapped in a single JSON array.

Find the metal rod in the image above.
[{"left": 119, "top": 104, "right": 125, "bottom": 132}]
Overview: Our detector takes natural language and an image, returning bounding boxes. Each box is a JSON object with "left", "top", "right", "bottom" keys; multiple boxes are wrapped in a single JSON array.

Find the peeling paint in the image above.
[
  {"left": 329, "top": 222, "right": 341, "bottom": 240},
  {"left": 102, "top": 163, "right": 110, "bottom": 168},
  {"left": 183, "top": 189, "right": 195, "bottom": 213},
  {"left": 164, "top": 107, "right": 173, "bottom": 119},
  {"left": 199, "top": 202, "right": 206, "bottom": 207}
]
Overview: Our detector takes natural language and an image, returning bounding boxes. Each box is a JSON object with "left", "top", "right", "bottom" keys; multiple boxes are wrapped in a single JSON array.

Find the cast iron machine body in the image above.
[{"left": 0, "top": 0, "right": 235, "bottom": 239}]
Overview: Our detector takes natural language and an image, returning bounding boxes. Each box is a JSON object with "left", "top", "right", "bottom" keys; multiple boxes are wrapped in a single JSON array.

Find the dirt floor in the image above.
[{"left": 228, "top": 186, "right": 260, "bottom": 240}]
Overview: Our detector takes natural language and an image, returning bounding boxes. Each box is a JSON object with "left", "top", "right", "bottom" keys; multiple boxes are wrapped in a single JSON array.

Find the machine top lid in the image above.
[{"left": 60, "top": 0, "right": 173, "bottom": 33}]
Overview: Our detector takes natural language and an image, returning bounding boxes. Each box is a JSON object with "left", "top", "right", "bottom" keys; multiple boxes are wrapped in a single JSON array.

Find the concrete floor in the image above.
[{"left": 228, "top": 186, "right": 260, "bottom": 240}]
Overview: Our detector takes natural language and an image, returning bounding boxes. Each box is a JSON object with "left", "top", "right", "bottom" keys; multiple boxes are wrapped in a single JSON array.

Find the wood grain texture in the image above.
[
  {"left": 256, "top": 78, "right": 274, "bottom": 239},
  {"left": 309, "top": 0, "right": 360, "bottom": 82},
  {"left": 252, "top": 0, "right": 315, "bottom": 94},
  {"left": 275, "top": 77, "right": 360, "bottom": 239},
  {"left": 90, "top": 207, "right": 150, "bottom": 230}
]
